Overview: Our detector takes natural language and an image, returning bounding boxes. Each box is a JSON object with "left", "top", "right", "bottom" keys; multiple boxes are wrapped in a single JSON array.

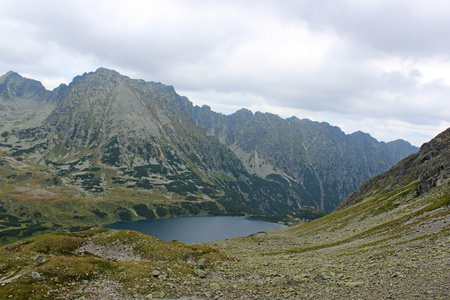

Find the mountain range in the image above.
[
  {"left": 0, "top": 68, "right": 417, "bottom": 239},
  {"left": 0, "top": 116, "right": 447, "bottom": 298}
]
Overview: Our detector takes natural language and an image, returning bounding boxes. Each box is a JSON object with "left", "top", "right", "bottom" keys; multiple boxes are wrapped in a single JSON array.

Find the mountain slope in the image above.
[
  {"left": 339, "top": 127, "right": 450, "bottom": 209},
  {"left": 204, "top": 126, "right": 449, "bottom": 298},
  {"left": 0, "top": 129, "right": 447, "bottom": 299},
  {"left": 0, "top": 68, "right": 417, "bottom": 241},
  {"left": 177, "top": 101, "right": 418, "bottom": 211},
  {"left": 0, "top": 69, "right": 268, "bottom": 242}
]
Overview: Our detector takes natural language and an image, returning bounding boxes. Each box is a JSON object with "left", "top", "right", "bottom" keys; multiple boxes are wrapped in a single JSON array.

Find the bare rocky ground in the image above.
[{"left": 202, "top": 225, "right": 449, "bottom": 299}]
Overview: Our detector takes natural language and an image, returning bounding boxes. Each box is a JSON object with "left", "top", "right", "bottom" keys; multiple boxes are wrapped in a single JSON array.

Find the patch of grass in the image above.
[
  {"left": 37, "top": 255, "right": 113, "bottom": 281},
  {"left": 25, "top": 233, "right": 85, "bottom": 255}
]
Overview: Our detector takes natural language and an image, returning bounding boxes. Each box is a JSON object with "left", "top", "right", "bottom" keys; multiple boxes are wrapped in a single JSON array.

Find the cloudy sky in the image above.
[{"left": 1, "top": 0, "right": 449, "bottom": 146}]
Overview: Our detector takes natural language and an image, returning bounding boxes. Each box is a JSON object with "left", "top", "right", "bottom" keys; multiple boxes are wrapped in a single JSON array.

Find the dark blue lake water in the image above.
[{"left": 103, "top": 216, "right": 286, "bottom": 243}]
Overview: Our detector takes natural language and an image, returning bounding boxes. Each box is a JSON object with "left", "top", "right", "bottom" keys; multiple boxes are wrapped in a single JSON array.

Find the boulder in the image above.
[
  {"left": 31, "top": 272, "right": 41, "bottom": 280},
  {"left": 197, "top": 258, "right": 207, "bottom": 269}
]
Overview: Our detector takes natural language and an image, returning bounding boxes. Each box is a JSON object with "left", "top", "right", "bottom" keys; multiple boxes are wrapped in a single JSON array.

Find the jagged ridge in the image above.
[{"left": 177, "top": 100, "right": 418, "bottom": 211}]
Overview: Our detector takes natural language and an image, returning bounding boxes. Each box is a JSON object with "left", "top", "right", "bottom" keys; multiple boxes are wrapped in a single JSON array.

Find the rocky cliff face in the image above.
[{"left": 0, "top": 68, "right": 418, "bottom": 237}]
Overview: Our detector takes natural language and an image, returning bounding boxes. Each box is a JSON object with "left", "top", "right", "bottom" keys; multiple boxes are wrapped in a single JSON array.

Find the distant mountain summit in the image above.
[
  {"left": 0, "top": 71, "right": 49, "bottom": 101},
  {"left": 0, "top": 68, "right": 418, "bottom": 240}
]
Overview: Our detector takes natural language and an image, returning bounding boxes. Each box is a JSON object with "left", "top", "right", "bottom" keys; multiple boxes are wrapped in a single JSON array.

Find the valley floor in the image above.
[
  {"left": 73, "top": 209, "right": 449, "bottom": 299},
  {"left": 0, "top": 182, "right": 449, "bottom": 299},
  {"left": 73, "top": 217, "right": 449, "bottom": 300},
  {"left": 200, "top": 224, "right": 449, "bottom": 299}
]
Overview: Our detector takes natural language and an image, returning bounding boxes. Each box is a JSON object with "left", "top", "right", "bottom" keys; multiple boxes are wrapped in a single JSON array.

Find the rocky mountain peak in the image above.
[
  {"left": 0, "top": 70, "right": 22, "bottom": 81},
  {"left": 232, "top": 108, "right": 253, "bottom": 119},
  {"left": 416, "top": 127, "right": 450, "bottom": 194},
  {"left": 94, "top": 67, "right": 122, "bottom": 76},
  {"left": 0, "top": 71, "right": 49, "bottom": 102}
]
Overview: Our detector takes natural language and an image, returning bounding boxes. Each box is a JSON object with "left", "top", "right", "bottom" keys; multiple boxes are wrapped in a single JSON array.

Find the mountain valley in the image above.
[
  {"left": 0, "top": 68, "right": 418, "bottom": 242},
  {"left": 0, "top": 124, "right": 448, "bottom": 299}
]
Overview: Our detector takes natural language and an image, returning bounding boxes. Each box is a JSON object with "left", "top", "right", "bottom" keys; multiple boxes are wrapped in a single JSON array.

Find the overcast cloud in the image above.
[{"left": 1, "top": 0, "right": 449, "bottom": 146}]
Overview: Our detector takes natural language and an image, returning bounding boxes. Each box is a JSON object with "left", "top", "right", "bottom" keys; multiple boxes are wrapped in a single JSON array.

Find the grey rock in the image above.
[
  {"left": 31, "top": 272, "right": 41, "bottom": 280},
  {"left": 151, "top": 270, "right": 161, "bottom": 278},
  {"left": 35, "top": 255, "right": 46, "bottom": 264},
  {"left": 197, "top": 258, "right": 207, "bottom": 269},
  {"left": 313, "top": 273, "right": 325, "bottom": 282},
  {"left": 196, "top": 269, "right": 208, "bottom": 278},
  {"left": 0, "top": 274, "right": 22, "bottom": 284}
]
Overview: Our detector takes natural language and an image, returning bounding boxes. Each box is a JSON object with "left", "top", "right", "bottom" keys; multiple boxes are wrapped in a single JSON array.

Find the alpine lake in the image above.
[{"left": 103, "top": 216, "right": 286, "bottom": 244}]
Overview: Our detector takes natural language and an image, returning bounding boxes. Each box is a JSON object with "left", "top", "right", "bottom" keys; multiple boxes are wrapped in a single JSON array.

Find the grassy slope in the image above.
[
  {"left": 0, "top": 177, "right": 447, "bottom": 299},
  {"left": 0, "top": 147, "right": 227, "bottom": 245},
  {"left": 278, "top": 181, "right": 448, "bottom": 254}
]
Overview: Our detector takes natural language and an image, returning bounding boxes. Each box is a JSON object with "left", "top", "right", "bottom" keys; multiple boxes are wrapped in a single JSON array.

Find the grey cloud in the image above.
[{"left": 278, "top": 0, "right": 450, "bottom": 58}]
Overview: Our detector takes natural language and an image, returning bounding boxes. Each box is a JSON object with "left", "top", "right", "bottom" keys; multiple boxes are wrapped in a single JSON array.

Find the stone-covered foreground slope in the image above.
[
  {"left": 0, "top": 68, "right": 417, "bottom": 238},
  {"left": 0, "top": 129, "right": 447, "bottom": 299}
]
